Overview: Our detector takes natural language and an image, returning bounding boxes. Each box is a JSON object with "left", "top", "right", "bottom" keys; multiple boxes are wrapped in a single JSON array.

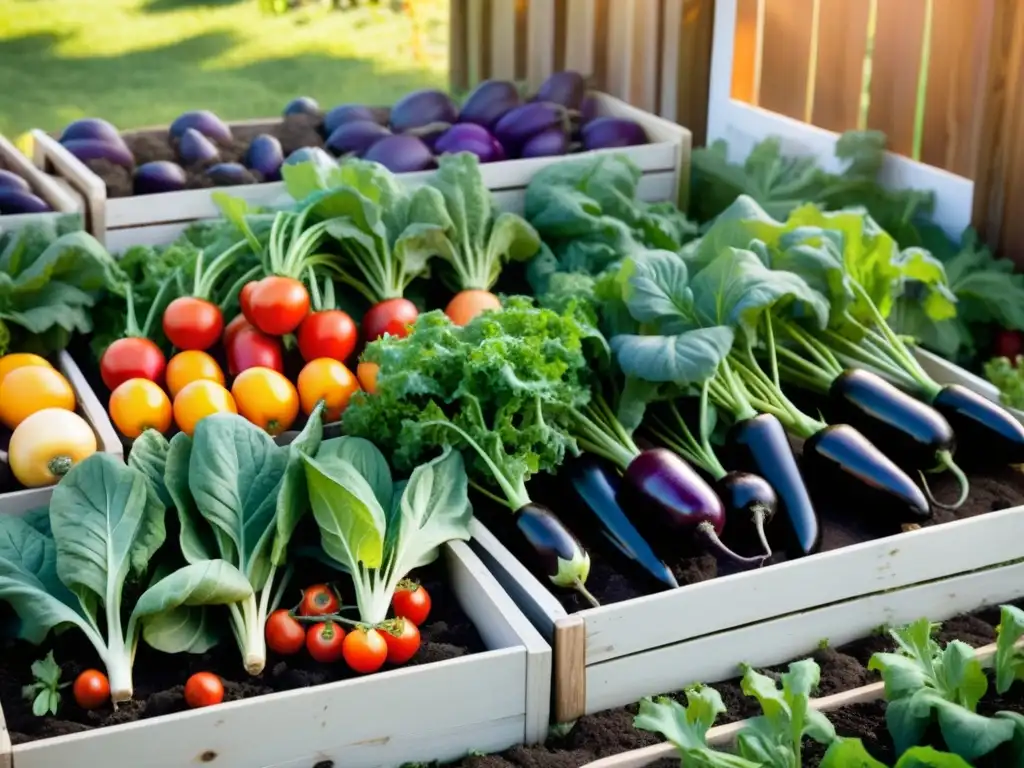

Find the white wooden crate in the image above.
[
  {"left": 0, "top": 539, "right": 551, "bottom": 768},
  {"left": 31, "top": 93, "right": 690, "bottom": 247},
  {"left": 0, "top": 351, "right": 122, "bottom": 516},
  {"left": 0, "top": 134, "right": 83, "bottom": 231},
  {"left": 470, "top": 351, "right": 1024, "bottom": 721}
]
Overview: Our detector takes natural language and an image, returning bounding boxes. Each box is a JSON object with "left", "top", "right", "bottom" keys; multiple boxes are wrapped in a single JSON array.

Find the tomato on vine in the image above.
[
  {"left": 342, "top": 628, "right": 387, "bottom": 674},
  {"left": 392, "top": 581, "right": 431, "bottom": 626},
  {"left": 299, "top": 584, "right": 340, "bottom": 617},
  {"left": 265, "top": 609, "right": 305, "bottom": 655},
  {"left": 306, "top": 621, "right": 346, "bottom": 663},
  {"left": 382, "top": 619, "right": 421, "bottom": 665}
]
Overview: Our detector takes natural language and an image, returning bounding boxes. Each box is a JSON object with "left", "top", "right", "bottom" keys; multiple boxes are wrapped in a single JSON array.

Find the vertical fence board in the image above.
[
  {"left": 553, "top": 0, "right": 569, "bottom": 72},
  {"left": 449, "top": 0, "right": 469, "bottom": 91},
  {"left": 628, "top": 0, "right": 663, "bottom": 112},
  {"left": 527, "top": 0, "right": 557, "bottom": 89},
  {"left": 606, "top": 0, "right": 636, "bottom": 100},
  {"left": 672, "top": 0, "right": 715, "bottom": 142},
  {"left": 730, "top": 0, "right": 761, "bottom": 103},
  {"left": 660, "top": 0, "right": 684, "bottom": 120},
  {"left": 591, "top": 0, "right": 612, "bottom": 91},
  {"left": 516, "top": 0, "right": 530, "bottom": 80},
  {"left": 490, "top": 0, "right": 519, "bottom": 80},
  {"left": 811, "top": 0, "right": 869, "bottom": 132},
  {"left": 867, "top": 0, "right": 926, "bottom": 157},
  {"left": 565, "top": 0, "right": 597, "bottom": 75},
  {"left": 759, "top": 0, "right": 815, "bottom": 120}
]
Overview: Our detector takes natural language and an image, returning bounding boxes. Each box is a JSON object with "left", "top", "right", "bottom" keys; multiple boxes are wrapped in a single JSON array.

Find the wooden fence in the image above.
[{"left": 449, "top": 0, "right": 1024, "bottom": 260}]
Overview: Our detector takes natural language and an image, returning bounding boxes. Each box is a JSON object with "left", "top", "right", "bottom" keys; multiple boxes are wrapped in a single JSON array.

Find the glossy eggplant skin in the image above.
[
  {"left": 0, "top": 190, "right": 51, "bottom": 215},
  {"left": 931, "top": 384, "right": 1024, "bottom": 465},
  {"left": 459, "top": 79, "right": 521, "bottom": 128},
  {"left": 514, "top": 503, "right": 591, "bottom": 590},
  {"left": 713, "top": 471, "right": 777, "bottom": 557},
  {"left": 284, "top": 96, "right": 319, "bottom": 117},
  {"left": 0, "top": 170, "right": 31, "bottom": 194},
  {"left": 828, "top": 369, "right": 955, "bottom": 469},
  {"left": 802, "top": 424, "right": 931, "bottom": 523},
  {"left": 569, "top": 458, "right": 678, "bottom": 589},
  {"left": 534, "top": 71, "right": 586, "bottom": 111},
  {"left": 725, "top": 413, "right": 821, "bottom": 557}
]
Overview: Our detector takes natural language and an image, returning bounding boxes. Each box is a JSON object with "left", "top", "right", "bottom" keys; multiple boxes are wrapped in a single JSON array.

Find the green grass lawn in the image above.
[{"left": 0, "top": 0, "right": 450, "bottom": 136}]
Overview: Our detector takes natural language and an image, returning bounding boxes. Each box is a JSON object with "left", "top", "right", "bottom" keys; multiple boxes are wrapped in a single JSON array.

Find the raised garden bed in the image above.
[
  {"left": 469, "top": 352, "right": 1024, "bottom": 722},
  {"left": 0, "top": 135, "right": 81, "bottom": 230}
]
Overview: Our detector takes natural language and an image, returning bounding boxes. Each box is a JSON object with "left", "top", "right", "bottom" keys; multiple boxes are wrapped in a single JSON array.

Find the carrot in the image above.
[{"left": 445, "top": 290, "right": 502, "bottom": 326}]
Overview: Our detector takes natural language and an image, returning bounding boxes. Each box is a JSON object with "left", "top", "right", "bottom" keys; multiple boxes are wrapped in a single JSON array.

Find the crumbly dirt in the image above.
[{"left": 0, "top": 564, "right": 483, "bottom": 744}]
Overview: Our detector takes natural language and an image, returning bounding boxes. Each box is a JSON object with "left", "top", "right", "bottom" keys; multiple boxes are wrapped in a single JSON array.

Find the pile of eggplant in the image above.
[{"left": 0, "top": 169, "right": 52, "bottom": 215}]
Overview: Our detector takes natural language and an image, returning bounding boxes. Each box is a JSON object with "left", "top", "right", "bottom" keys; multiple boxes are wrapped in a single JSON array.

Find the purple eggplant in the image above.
[
  {"left": 205, "top": 162, "right": 254, "bottom": 186},
  {"left": 323, "top": 104, "right": 382, "bottom": 136},
  {"left": 579, "top": 95, "right": 601, "bottom": 126},
  {"left": 620, "top": 448, "right": 767, "bottom": 569},
  {"left": 929, "top": 384, "right": 1024, "bottom": 465},
  {"left": 169, "top": 110, "right": 232, "bottom": 146},
  {"left": 802, "top": 424, "right": 931, "bottom": 523},
  {"left": 363, "top": 134, "right": 435, "bottom": 173},
  {"left": 59, "top": 118, "right": 124, "bottom": 148},
  {"left": 459, "top": 79, "right": 521, "bottom": 128},
  {"left": 244, "top": 134, "right": 284, "bottom": 180},
  {"left": 534, "top": 70, "right": 586, "bottom": 111},
  {"left": 62, "top": 139, "right": 135, "bottom": 170},
  {"left": 284, "top": 96, "right": 320, "bottom": 117},
  {"left": 493, "top": 102, "right": 569, "bottom": 156},
  {"left": 520, "top": 127, "right": 570, "bottom": 158},
  {"left": 581, "top": 117, "right": 648, "bottom": 150},
  {"left": 325, "top": 120, "right": 392, "bottom": 157},
  {"left": 515, "top": 502, "right": 598, "bottom": 607},
  {"left": 434, "top": 124, "right": 506, "bottom": 163},
  {"left": 0, "top": 190, "right": 51, "bottom": 215},
  {"left": 177, "top": 128, "right": 220, "bottom": 166},
  {"left": 713, "top": 472, "right": 777, "bottom": 559},
  {"left": 0, "top": 170, "right": 31, "bottom": 194},
  {"left": 389, "top": 89, "right": 459, "bottom": 134},
  {"left": 133, "top": 161, "right": 187, "bottom": 195}
]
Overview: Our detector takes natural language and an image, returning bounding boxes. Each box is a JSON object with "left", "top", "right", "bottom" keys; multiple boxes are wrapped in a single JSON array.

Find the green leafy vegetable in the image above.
[
  {"left": 21, "top": 651, "right": 68, "bottom": 717},
  {"left": 820, "top": 739, "right": 975, "bottom": 767},
  {"left": 983, "top": 356, "right": 1024, "bottom": 411},
  {"left": 994, "top": 604, "right": 1024, "bottom": 695}
]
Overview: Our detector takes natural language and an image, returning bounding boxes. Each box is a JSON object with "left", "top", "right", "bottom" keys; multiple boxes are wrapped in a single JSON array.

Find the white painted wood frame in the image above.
[{"left": 0, "top": 134, "right": 83, "bottom": 231}]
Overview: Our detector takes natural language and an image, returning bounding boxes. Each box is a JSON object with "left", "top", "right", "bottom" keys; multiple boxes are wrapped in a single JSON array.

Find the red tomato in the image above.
[
  {"left": 249, "top": 276, "right": 310, "bottom": 336},
  {"left": 306, "top": 621, "right": 346, "bottom": 663},
  {"left": 227, "top": 326, "right": 284, "bottom": 376},
  {"left": 100, "top": 337, "right": 167, "bottom": 392},
  {"left": 239, "top": 280, "right": 260, "bottom": 324},
  {"left": 392, "top": 582, "right": 431, "bottom": 626},
  {"left": 297, "top": 310, "right": 358, "bottom": 363},
  {"left": 994, "top": 330, "right": 1024, "bottom": 362},
  {"left": 299, "top": 584, "right": 340, "bottom": 617},
  {"left": 382, "top": 619, "right": 421, "bottom": 665},
  {"left": 184, "top": 672, "right": 224, "bottom": 709},
  {"left": 265, "top": 609, "right": 306, "bottom": 655},
  {"left": 163, "top": 297, "right": 224, "bottom": 351},
  {"left": 223, "top": 314, "right": 251, "bottom": 348},
  {"left": 73, "top": 669, "right": 110, "bottom": 710},
  {"left": 342, "top": 628, "right": 388, "bottom": 674},
  {"left": 362, "top": 298, "right": 418, "bottom": 342}
]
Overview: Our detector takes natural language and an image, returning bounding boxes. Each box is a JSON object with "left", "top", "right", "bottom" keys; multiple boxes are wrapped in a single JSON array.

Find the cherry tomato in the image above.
[
  {"left": 73, "top": 669, "right": 110, "bottom": 710},
  {"left": 100, "top": 337, "right": 166, "bottom": 392},
  {"left": 342, "top": 627, "right": 388, "bottom": 674},
  {"left": 184, "top": 672, "right": 224, "bottom": 709},
  {"left": 249, "top": 276, "right": 310, "bottom": 336},
  {"left": 165, "top": 350, "right": 225, "bottom": 400},
  {"left": 0, "top": 353, "right": 52, "bottom": 389},
  {"left": 0, "top": 366, "right": 76, "bottom": 430},
  {"left": 222, "top": 314, "right": 251, "bottom": 349},
  {"left": 382, "top": 619, "right": 421, "bottom": 665},
  {"left": 306, "top": 621, "right": 346, "bottom": 663},
  {"left": 231, "top": 367, "right": 299, "bottom": 435},
  {"left": 392, "top": 582, "right": 431, "bottom": 626},
  {"left": 297, "top": 309, "right": 358, "bottom": 363},
  {"left": 299, "top": 584, "right": 340, "bottom": 617},
  {"left": 163, "top": 296, "right": 224, "bottom": 351},
  {"left": 265, "top": 609, "right": 306, "bottom": 655},
  {"left": 356, "top": 361, "right": 379, "bottom": 395},
  {"left": 445, "top": 290, "right": 502, "bottom": 326},
  {"left": 227, "top": 326, "right": 284, "bottom": 376},
  {"left": 239, "top": 280, "right": 261, "bottom": 325},
  {"left": 362, "top": 297, "right": 418, "bottom": 342},
  {"left": 173, "top": 380, "right": 237, "bottom": 436},
  {"left": 297, "top": 358, "right": 360, "bottom": 422},
  {"left": 109, "top": 378, "right": 173, "bottom": 438}
]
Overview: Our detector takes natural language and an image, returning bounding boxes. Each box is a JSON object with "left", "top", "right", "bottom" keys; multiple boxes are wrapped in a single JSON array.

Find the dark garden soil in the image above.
[
  {"left": 0, "top": 563, "right": 484, "bottom": 745},
  {"left": 441, "top": 603, "right": 1022, "bottom": 768}
]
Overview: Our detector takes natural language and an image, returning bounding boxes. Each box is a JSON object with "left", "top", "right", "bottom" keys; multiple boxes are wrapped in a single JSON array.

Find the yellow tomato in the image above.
[
  {"left": 0, "top": 353, "right": 52, "bottom": 389},
  {"left": 297, "top": 358, "right": 361, "bottom": 422},
  {"left": 0, "top": 366, "right": 76, "bottom": 429},
  {"left": 9, "top": 408, "right": 97, "bottom": 488},
  {"left": 109, "top": 379, "right": 173, "bottom": 439},
  {"left": 165, "top": 350, "right": 225, "bottom": 400},
  {"left": 173, "top": 380, "right": 237, "bottom": 437},
  {"left": 356, "top": 361, "right": 379, "bottom": 395},
  {"left": 231, "top": 367, "right": 299, "bottom": 436}
]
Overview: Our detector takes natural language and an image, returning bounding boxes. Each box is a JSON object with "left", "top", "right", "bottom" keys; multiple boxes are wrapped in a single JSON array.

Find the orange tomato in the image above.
[
  {"left": 173, "top": 380, "right": 237, "bottom": 436},
  {"left": 445, "top": 290, "right": 502, "bottom": 326},
  {"left": 297, "top": 358, "right": 360, "bottom": 422},
  {"left": 0, "top": 353, "right": 52, "bottom": 389},
  {"left": 165, "top": 350, "right": 225, "bottom": 400},
  {"left": 231, "top": 367, "right": 299, "bottom": 436},
  {"left": 0, "top": 366, "right": 75, "bottom": 429},
  {"left": 356, "top": 361, "right": 379, "bottom": 395},
  {"left": 108, "top": 379, "right": 173, "bottom": 438}
]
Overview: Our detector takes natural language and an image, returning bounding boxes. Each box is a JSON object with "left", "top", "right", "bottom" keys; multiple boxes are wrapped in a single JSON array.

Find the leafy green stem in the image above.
[
  {"left": 731, "top": 353, "right": 827, "bottom": 438},
  {"left": 646, "top": 397, "right": 726, "bottom": 479},
  {"left": 717, "top": 359, "right": 758, "bottom": 421},
  {"left": 570, "top": 407, "right": 639, "bottom": 472},
  {"left": 138, "top": 274, "right": 178, "bottom": 339}
]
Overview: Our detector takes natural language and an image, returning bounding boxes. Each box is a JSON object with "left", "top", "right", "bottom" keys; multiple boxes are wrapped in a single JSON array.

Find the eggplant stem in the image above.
[
  {"left": 695, "top": 522, "right": 768, "bottom": 570},
  {"left": 573, "top": 578, "right": 601, "bottom": 609},
  {"left": 919, "top": 450, "right": 970, "bottom": 510},
  {"left": 750, "top": 505, "right": 774, "bottom": 559}
]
